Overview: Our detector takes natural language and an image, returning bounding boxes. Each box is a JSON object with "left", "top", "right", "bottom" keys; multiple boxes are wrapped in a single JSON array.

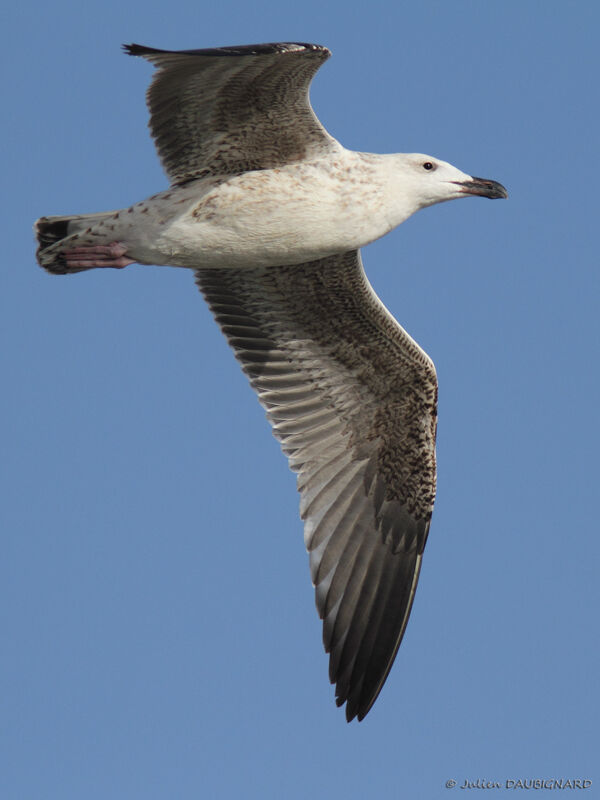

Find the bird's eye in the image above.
[{"left": 423, "top": 162, "right": 435, "bottom": 171}]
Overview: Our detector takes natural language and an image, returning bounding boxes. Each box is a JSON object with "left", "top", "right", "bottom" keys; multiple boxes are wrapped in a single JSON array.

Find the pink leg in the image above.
[{"left": 63, "top": 242, "right": 136, "bottom": 269}]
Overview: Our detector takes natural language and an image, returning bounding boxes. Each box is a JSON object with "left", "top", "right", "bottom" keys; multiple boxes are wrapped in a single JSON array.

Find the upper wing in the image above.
[
  {"left": 195, "top": 251, "right": 438, "bottom": 721},
  {"left": 124, "top": 42, "right": 337, "bottom": 184}
]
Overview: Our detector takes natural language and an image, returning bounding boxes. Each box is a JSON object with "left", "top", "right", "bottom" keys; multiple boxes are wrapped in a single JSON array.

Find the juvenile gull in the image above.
[{"left": 35, "top": 42, "right": 507, "bottom": 722}]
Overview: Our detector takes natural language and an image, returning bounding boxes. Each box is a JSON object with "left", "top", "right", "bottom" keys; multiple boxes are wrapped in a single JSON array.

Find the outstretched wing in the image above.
[
  {"left": 195, "top": 251, "right": 438, "bottom": 721},
  {"left": 124, "top": 42, "right": 337, "bottom": 184}
]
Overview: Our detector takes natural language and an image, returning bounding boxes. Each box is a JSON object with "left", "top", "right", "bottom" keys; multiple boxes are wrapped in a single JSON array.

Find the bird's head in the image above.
[{"left": 399, "top": 153, "right": 508, "bottom": 208}]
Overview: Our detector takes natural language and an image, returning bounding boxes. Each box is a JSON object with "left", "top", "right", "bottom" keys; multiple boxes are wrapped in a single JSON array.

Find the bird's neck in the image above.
[{"left": 352, "top": 152, "right": 425, "bottom": 231}]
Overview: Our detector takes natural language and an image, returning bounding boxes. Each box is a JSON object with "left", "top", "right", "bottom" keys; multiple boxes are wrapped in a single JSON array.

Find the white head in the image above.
[{"left": 385, "top": 153, "right": 507, "bottom": 225}]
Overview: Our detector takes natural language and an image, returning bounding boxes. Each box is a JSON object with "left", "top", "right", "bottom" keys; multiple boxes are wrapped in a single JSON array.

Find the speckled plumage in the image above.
[
  {"left": 123, "top": 42, "right": 335, "bottom": 183},
  {"left": 196, "top": 251, "right": 437, "bottom": 719},
  {"left": 34, "top": 42, "right": 507, "bottom": 722}
]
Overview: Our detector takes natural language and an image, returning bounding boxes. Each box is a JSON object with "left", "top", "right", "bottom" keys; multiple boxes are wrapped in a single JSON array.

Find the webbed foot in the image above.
[{"left": 63, "top": 242, "right": 136, "bottom": 270}]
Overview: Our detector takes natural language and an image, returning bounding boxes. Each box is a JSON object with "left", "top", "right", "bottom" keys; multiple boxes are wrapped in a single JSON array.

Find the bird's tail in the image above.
[{"left": 35, "top": 211, "right": 118, "bottom": 274}]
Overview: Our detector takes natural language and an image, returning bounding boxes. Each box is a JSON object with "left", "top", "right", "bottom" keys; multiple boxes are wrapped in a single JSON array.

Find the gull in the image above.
[{"left": 34, "top": 42, "right": 507, "bottom": 721}]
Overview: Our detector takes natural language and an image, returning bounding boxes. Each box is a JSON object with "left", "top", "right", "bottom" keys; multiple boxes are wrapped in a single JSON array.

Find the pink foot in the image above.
[{"left": 63, "top": 242, "right": 136, "bottom": 269}]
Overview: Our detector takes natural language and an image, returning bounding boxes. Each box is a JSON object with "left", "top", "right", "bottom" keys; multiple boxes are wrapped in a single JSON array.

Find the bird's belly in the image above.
[
  {"left": 164, "top": 215, "right": 366, "bottom": 269},
  {"left": 130, "top": 161, "right": 392, "bottom": 269}
]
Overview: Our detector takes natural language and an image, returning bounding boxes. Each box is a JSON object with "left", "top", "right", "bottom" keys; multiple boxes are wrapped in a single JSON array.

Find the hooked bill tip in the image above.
[{"left": 457, "top": 177, "right": 508, "bottom": 199}]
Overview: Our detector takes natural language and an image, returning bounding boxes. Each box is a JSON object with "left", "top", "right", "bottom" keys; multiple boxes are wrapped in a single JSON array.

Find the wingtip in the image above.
[
  {"left": 122, "top": 43, "right": 153, "bottom": 57},
  {"left": 335, "top": 690, "right": 367, "bottom": 723}
]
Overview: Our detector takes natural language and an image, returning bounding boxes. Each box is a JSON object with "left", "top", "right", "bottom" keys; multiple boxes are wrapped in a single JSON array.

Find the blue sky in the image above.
[{"left": 3, "top": 1, "right": 599, "bottom": 798}]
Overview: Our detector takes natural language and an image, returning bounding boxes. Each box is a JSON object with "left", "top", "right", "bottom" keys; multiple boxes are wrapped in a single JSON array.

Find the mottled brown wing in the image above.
[
  {"left": 195, "top": 251, "right": 438, "bottom": 721},
  {"left": 124, "top": 42, "right": 336, "bottom": 184}
]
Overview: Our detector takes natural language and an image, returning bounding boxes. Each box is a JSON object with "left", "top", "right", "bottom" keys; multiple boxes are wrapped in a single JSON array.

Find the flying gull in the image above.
[{"left": 35, "top": 42, "right": 507, "bottom": 721}]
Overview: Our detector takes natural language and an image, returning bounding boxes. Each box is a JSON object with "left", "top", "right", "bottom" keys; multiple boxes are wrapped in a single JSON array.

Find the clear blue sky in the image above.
[{"left": 3, "top": 1, "right": 598, "bottom": 798}]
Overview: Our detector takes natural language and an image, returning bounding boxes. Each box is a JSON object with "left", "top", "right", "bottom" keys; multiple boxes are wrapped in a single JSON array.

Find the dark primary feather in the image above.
[
  {"left": 124, "top": 41, "right": 335, "bottom": 184},
  {"left": 196, "top": 251, "right": 437, "bottom": 721}
]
